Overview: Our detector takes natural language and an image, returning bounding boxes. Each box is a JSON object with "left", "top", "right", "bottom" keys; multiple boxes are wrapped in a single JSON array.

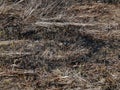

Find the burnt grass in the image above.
[{"left": 0, "top": 0, "right": 120, "bottom": 90}]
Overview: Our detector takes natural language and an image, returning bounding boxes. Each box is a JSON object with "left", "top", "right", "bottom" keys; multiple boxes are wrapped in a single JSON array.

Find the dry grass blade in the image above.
[
  {"left": 35, "top": 21, "right": 119, "bottom": 27},
  {"left": 0, "top": 40, "right": 27, "bottom": 46},
  {"left": 0, "top": 52, "right": 32, "bottom": 56}
]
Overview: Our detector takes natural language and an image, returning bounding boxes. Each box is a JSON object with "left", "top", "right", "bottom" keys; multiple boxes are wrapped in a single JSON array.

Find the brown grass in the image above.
[{"left": 0, "top": 0, "right": 120, "bottom": 90}]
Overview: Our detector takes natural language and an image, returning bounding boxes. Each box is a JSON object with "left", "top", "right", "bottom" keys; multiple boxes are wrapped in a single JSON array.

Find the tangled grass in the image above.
[{"left": 0, "top": 0, "right": 120, "bottom": 90}]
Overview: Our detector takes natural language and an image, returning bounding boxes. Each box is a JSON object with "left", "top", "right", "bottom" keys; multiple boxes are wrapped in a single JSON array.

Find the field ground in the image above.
[{"left": 0, "top": 1, "right": 120, "bottom": 90}]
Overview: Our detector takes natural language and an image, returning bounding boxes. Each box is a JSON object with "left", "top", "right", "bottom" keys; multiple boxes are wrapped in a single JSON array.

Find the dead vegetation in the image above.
[{"left": 0, "top": 0, "right": 120, "bottom": 90}]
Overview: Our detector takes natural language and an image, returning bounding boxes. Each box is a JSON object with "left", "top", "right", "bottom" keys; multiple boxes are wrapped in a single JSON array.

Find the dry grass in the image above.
[{"left": 0, "top": 0, "right": 120, "bottom": 90}]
